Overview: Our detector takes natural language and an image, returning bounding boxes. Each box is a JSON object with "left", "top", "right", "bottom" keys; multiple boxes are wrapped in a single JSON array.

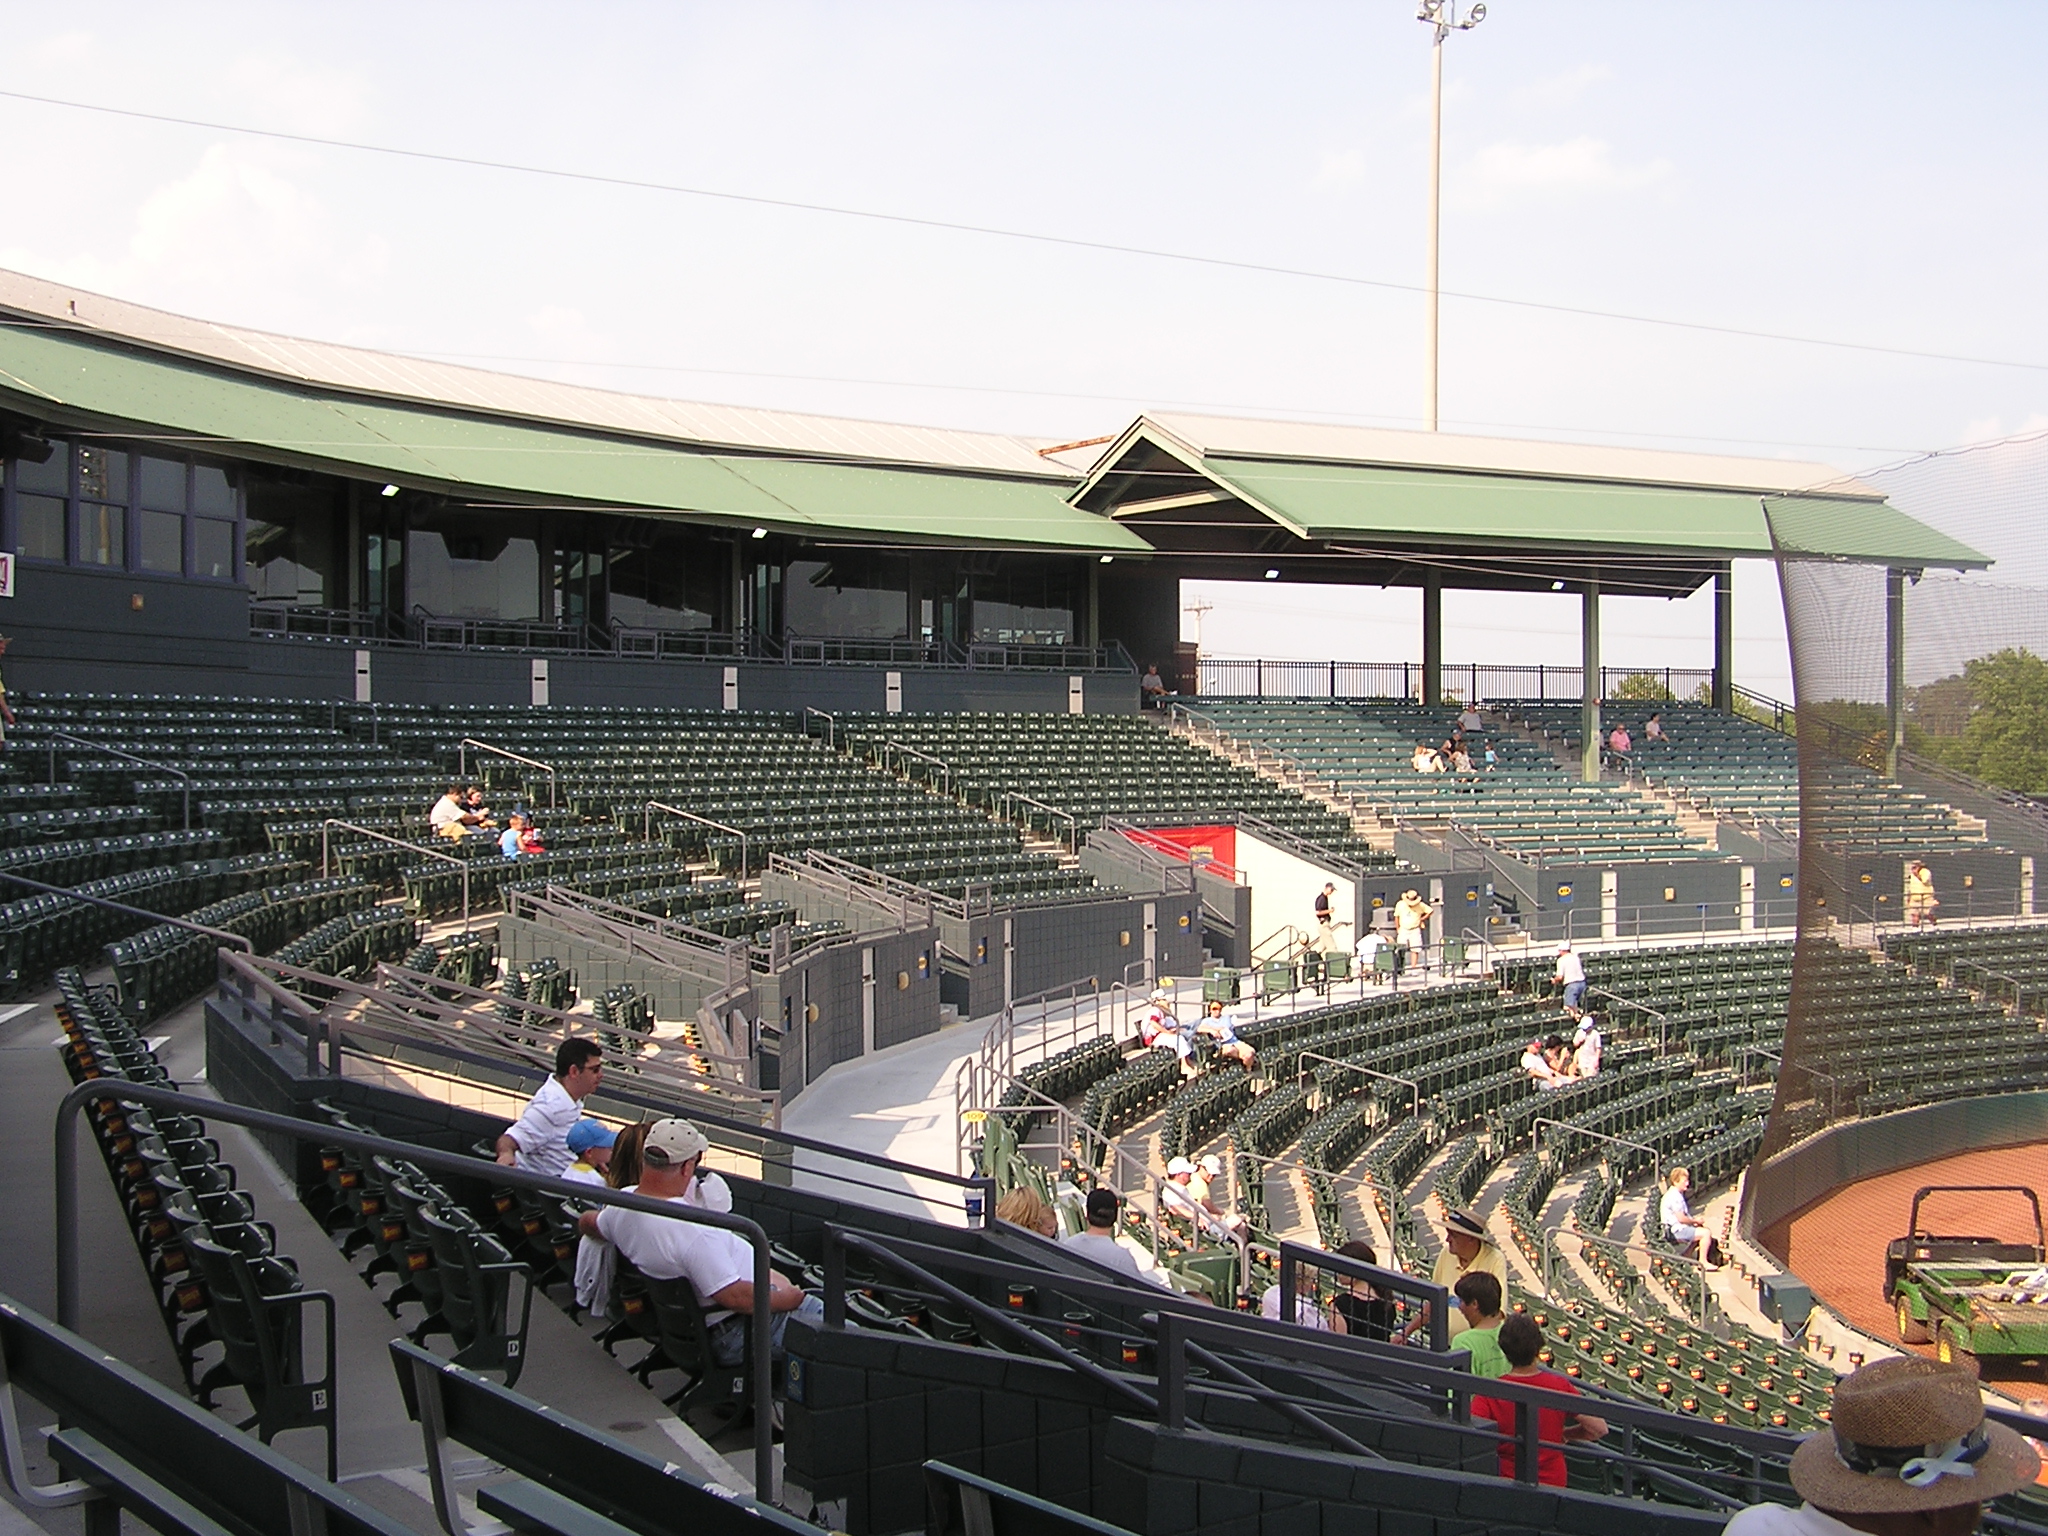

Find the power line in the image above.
[{"left": 4, "top": 86, "right": 2047, "bottom": 376}]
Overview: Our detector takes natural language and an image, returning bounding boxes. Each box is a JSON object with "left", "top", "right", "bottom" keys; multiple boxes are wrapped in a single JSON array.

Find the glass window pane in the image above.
[
  {"left": 13, "top": 440, "right": 68, "bottom": 496},
  {"left": 193, "top": 517, "right": 234, "bottom": 581},
  {"left": 405, "top": 514, "right": 540, "bottom": 619},
  {"left": 78, "top": 503, "right": 125, "bottom": 566},
  {"left": 138, "top": 456, "right": 187, "bottom": 511},
  {"left": 141, "top": 510, "right": 184, "bottom": 573},
  {"left": 192, "top": 464, "right": 233, "bottom": 516},
  {"left": 16, "top": 494, "right": 66, "bottom": 561},
  {"left": 783, "top": 557, "right": 908, "bottom": 639},
  {"left": 78, "top": 445, "right": 129, "bottom": 504},
  {"left": 605, "top": 522, "right": 722, "bottom": 630},
  {"left": 245, "top": 476, "right": 341, "bottom": 605}
]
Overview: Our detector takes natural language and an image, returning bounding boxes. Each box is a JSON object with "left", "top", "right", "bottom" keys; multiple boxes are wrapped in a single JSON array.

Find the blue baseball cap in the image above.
[{"left": 565, "top": 1118, "right": 616, "bottom": 1156}]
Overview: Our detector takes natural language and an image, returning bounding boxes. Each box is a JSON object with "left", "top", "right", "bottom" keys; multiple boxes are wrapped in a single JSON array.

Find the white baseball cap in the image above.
[
  {"left": 640, "top": 1118, "right": 709, "bottom": 1168},
  {"left": 1197, "top": 1154, "right": 1222, "bottom": 1176},
  {"left": 1166, "top": 1156, "right": 1196, "bottom": 1177}
]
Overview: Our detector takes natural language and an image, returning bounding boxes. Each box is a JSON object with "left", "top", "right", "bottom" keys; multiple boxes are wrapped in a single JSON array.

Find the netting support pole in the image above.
[
  {"left": 1712, "top": 564, "right": 1734, "bottom": 712},
  {"left": 1581, "top": 579, "right": 1601, "bottom": 782},
  {"left": 1422, "top": 569, "right": 1443, "bottom": 707},
  {"left": 1884, "top": 567, "right": 1906, "bottom": 779}
]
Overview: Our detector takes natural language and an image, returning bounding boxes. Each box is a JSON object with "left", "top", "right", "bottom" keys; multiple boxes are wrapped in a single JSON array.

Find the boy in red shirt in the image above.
[{"left": 1471, "top": 1315, "right": 1607, "bottom": 1486}]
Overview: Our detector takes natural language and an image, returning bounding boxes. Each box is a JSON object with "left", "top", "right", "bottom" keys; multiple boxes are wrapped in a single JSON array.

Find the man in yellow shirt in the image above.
[{"left": 1423, "top": 1207, "right": 1509, "bottom": 1342}]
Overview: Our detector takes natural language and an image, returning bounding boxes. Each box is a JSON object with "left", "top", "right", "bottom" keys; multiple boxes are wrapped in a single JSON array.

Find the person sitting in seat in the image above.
[
  {"left": 1458, "top": 703, "right": 1484, "bottom": 734},
  {"left": 1137, "top": 990, "right": 1196, "bottom": 1070},
  {"left": 1328, "top": 1240, "right": 1397, "bottom": 1341},
  {"left": 1643, "top": 711, "right": 1668, "bottom": 742},
  {"left": 1483, "top": 743, "right": 1498, "bottom": 772},
  {"left": 1608, "top": 724, "right": 1632, "bottom": 754},
  {"left": 1060, "top": 1188, "right": 1172, "bottom": 1286},
  {"left": 1448, "top": 742, "right": 1475, "bottom": 773},
  {"left": 578, "top": 1118, "right": 821, "bottom": 1366},
  {"left": 1259, "top": 1258, "right": 1331, "bottom": 1329},
  {"left": 1412, "top": 742, "right": 1444, "bottom": 773},
  {"left": 463, "top": 785, "right": 498, "bottom": 828},
  {"left": 1521, "top": 1037, "right": 1567, "bottom": 1090},
  {"left": 562, "top": 1118, "right": 615, "bottom": 1183},
  {"left": 1198, "top": 1000, "right": 1256, "bottom": 1068},
  {"left": 1163, "top": 1157, "right": 1247, "bottom": 1242},
  {"left": 1473, "top": 1315, "right": 1607, "bottom": 1486},
  {"left": 1140, "top": 664, "right": 1168, "bottom": 709},
  {"left": 430, "top": 782, "right": 480, "bottom": 840},
  {"left": 1543, "top": 1033, "right": 1578, "bottom": 1082},
  {"left": 499, "top": 813, "right": 529, "bottom": 860},
  {"left": 994, "top": 1187, "right": 1059, "bottom": 1239},
  {"left": 1659, "top": 1166, "right": 1724, "bottom": 1269}
]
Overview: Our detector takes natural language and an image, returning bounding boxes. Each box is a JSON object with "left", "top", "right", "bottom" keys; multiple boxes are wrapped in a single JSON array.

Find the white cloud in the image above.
[
  {"left": 1956, "top": 412, "right": 2048, "bottom": 447},
  {"left": 1452, "top": 135, "right": 1670, "bottom": 209},
  {"left": 1510, "top": 63, "right": 1612, "bottom": 110},
  {"left": 1311, "top": 147, "right": 1368, "bottom": 190},
  {"left": 0, "top": 143, "right": 391, "bottom": 319}
]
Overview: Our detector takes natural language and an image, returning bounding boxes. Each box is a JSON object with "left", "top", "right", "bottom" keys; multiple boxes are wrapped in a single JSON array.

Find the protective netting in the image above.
[{"left": 1755, "top": 430, "right": 2048, "bottom": 1161}]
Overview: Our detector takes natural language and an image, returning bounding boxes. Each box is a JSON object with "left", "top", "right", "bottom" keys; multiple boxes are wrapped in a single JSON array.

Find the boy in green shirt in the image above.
[{"left": 1454, "top": 1271, "right": 1509, "bottom": 1378}]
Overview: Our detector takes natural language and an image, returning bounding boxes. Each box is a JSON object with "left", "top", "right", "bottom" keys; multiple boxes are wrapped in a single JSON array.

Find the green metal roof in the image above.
[
  {"left": 0, "top": 324, "right": 1146, "bottom": 554},
  {"left": 1204, "top": 457, "right": 1778, "bottom": 554},
  {"left": 1760, "top": 494, "right": 1986, "bottom": 569}
]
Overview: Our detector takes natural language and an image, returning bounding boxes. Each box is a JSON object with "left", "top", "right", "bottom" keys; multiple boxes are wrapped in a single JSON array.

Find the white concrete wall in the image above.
[{"left": 1234, "top": 829, "right": 1355, "bottom": 952}]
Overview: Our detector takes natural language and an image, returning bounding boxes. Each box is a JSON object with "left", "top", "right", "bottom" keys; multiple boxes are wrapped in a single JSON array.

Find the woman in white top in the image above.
[{"left": 1659, "top": 1167, "right": 1723, "bottom": 1268}]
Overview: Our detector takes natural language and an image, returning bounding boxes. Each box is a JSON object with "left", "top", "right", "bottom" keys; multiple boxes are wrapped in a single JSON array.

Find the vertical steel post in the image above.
[{"left": 1581, "top": 581, "right": 1602, "bottom": 782}]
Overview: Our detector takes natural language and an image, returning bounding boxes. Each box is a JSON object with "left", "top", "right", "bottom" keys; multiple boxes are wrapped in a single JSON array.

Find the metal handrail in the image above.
[
  {"left": 998, "top": 791, "right": 1079, "bottom": 849},
  {"left": 1585, "top": 985, "right": 1670, "bottom": 1055},
  {"left": 880, "top": 739, "right": 955, "bottom": 798},
  {"left": 320, "top": 818, "right": 471, "bottom": 929},
  {"left": 0, "top": 869, "right": 252, "bottom": 951},
  {"left": 457, "top": 738, "right": 557, "bottom": 810},
  {"left": 1534, "top": 1116, "right": 1661, "bottom": 1184},
  {"left": 1543, "top": 1225, "right": 1716, "bottom": 1330},
  {"left": 644, "top": 801, "right": 750, "bottom": 876},
  {"left": 802, "top": 706, "right": 838, "bottom": 749},
  {"left": 1298, "top": 1052, "right": 1421, "bottom": 1121},
  {"left": 50, "top": 1077, "right": 781, "bottom": 1499},
  {"left": 37, "top": 728, "right": 191, "bottom": 831}
]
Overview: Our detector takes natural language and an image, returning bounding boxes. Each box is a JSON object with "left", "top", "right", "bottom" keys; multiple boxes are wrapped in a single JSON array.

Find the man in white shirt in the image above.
[
  {"left": 1458, "top": 705, "right": 1484, "bottom": 734},
  {"left": 1554, "top": 942, "right": 1588, "bottom": 1017},
  {"left": 579, "top": 1119, "right": 819, "bottom": 1365},
  {"left": 1658, "top": 1166, "right": 1724, "bottom": 1269},
  {"left": 429, "top": 783, "right": 483, "bottom": 840},
  {"left": 1521, "top": 1038, "right": 1567, "bottom": 1090},
  {"left": 1061, "top": 1188, "right": 1171, "bottom": 1287},
  {"left": 495, "top": 1038, "right": 605, "bottom": 1177},
  {"left": 1259, "top": 1260, "right": 1331, "bottom": 1330},
  {"left": 1723, "top": 1355, "right": 2038, "bottom": 1535}
]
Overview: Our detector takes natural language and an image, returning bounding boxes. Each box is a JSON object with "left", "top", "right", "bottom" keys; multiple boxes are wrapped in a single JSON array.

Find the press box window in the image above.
[
  {"left": 77, "top": 502, "right": 124, "bottom": 566},
  {"left": 141, "top": 510, "right": 185, "bottom": 573},
  {"left": 16, "top": 495, "right": 66, "bottom": 561},
  {"left": 194, "top": 517, "right": 234, "bottom": 580}
]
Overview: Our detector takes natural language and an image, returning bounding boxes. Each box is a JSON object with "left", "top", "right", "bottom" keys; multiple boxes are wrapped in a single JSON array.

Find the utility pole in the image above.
[
  {"left": 1418, "top": 0, "right": 1485, "bottom": 431},
  {"left": 1184, "top": 596, "right": 1215, "bottom": 653}
]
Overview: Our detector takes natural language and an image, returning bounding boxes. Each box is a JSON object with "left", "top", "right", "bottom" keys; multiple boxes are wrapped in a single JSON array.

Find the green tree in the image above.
[
  {"left": 1612, "top": 671, "right": 1674, "bottom": 702},
  {"left": 1947, "top": 648, "right": 2048, "bottom": 793}
]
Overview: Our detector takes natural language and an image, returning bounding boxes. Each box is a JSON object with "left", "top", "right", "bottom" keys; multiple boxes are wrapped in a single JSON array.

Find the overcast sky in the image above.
[{"left": 4, "top": 2, "right": 2045, "bottom": 699}]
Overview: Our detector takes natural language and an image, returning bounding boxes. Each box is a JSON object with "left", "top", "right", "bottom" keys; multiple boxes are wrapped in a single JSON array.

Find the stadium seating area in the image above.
[
  {"left": 836, "top": 710, "right": 1394, "bottom": 864},
  {"left": 1512, "top": 701, "right": 1986, "bottom": 852},
  {"left": 1182, "top": 700, "right": 1711, "bottom": 861},
  {"left": 1882, "top": 920, "right": 2048, "bottom": 1016}
]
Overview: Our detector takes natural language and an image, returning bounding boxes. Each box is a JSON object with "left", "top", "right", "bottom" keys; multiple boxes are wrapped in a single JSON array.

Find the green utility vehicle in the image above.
[{"left": 1884, "top": 1185, "right": 2048, "bottom": 1377}]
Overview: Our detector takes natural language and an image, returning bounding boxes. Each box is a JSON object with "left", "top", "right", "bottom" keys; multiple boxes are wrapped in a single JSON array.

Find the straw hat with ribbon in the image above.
[{"left": 1789, "top": 1356, "right": 2038, "bottom": 1514}]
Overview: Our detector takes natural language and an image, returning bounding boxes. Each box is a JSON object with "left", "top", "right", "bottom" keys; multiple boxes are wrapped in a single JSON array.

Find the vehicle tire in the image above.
[
  {"left": 1897, "top": 1295, "right": 1930, "bottom": 1345},
  {"left": 1936, "top": 1327, "right": 1979, "bottom": 1378}
]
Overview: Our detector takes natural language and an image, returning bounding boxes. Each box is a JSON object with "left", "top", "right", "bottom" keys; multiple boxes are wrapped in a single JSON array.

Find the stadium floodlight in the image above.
[
  {"left": 1100, "top": 555, "right": 1114, "bottom": 563},
  {"left": 1265, "top": 568, "right": 1281, "bottom": 580},
  {"left": 380, "top": 483, "right": 400, "bottom": 497},
  {"left": 1418, "top": 0, "right": 1486, "bottom": 432},
  {"left": 1552, "top": 580, "right": 1566, "bottom": 591},
  {"left": 750, "top": 526, "right": 768, "bottom": 539}
]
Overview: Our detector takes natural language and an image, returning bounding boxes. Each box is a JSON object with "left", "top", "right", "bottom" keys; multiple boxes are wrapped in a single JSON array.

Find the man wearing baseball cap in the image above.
[
  {"left": 576, "top": 1117, "right": 820, "bottom": 1366},
  {"left": 1401, "top": 1206, "right": 1509, "bottom": 1344},
  {"left": 1725, "top": 1355, "right": 2038, "bottom": 1535}
]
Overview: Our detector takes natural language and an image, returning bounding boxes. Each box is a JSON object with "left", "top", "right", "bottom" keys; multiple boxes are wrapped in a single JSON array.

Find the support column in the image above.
[
  {"left": 1885, "top": 567, "right": 1906, "bottom": 778},
  {"left": 1581, "top": 581, "right": 1601, "bottom": 782},
  {"left": 1422, "top": 569, "right": 1443, "bottom": 706},
  {"left": 1712, "top": 564, "right": 1734, "bottom": 712},
  {"left": 1085, "top": 561, "right": 1101, "bottom": 649}
]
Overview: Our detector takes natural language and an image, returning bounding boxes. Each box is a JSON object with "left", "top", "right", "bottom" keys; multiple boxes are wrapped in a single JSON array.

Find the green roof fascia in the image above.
[
  {"left": 0, "top": 324, "right": 1144, "bottom": 554},
  {"left": 1762, "top": 494, "right": 1988, "bottom": 570},
  {"left": 1201, "top": 457, "right": 1777, "bottom": 556}
]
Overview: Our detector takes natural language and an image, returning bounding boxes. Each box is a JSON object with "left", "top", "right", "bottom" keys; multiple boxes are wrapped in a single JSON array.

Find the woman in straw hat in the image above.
[{"left": 1725, "top": 1355, "right": 2039, "bottom": 1536}]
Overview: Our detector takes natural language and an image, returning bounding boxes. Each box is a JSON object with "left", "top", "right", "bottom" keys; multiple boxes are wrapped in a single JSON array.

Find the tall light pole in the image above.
[{"left": 1418, "top": 0, "right": 1484, "bottom": 432}]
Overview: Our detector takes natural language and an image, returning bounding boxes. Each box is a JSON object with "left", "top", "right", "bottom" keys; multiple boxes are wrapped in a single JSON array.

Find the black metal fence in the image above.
[{"left": 1194, "top": 659, "right": 1717, "bottom": 703}]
